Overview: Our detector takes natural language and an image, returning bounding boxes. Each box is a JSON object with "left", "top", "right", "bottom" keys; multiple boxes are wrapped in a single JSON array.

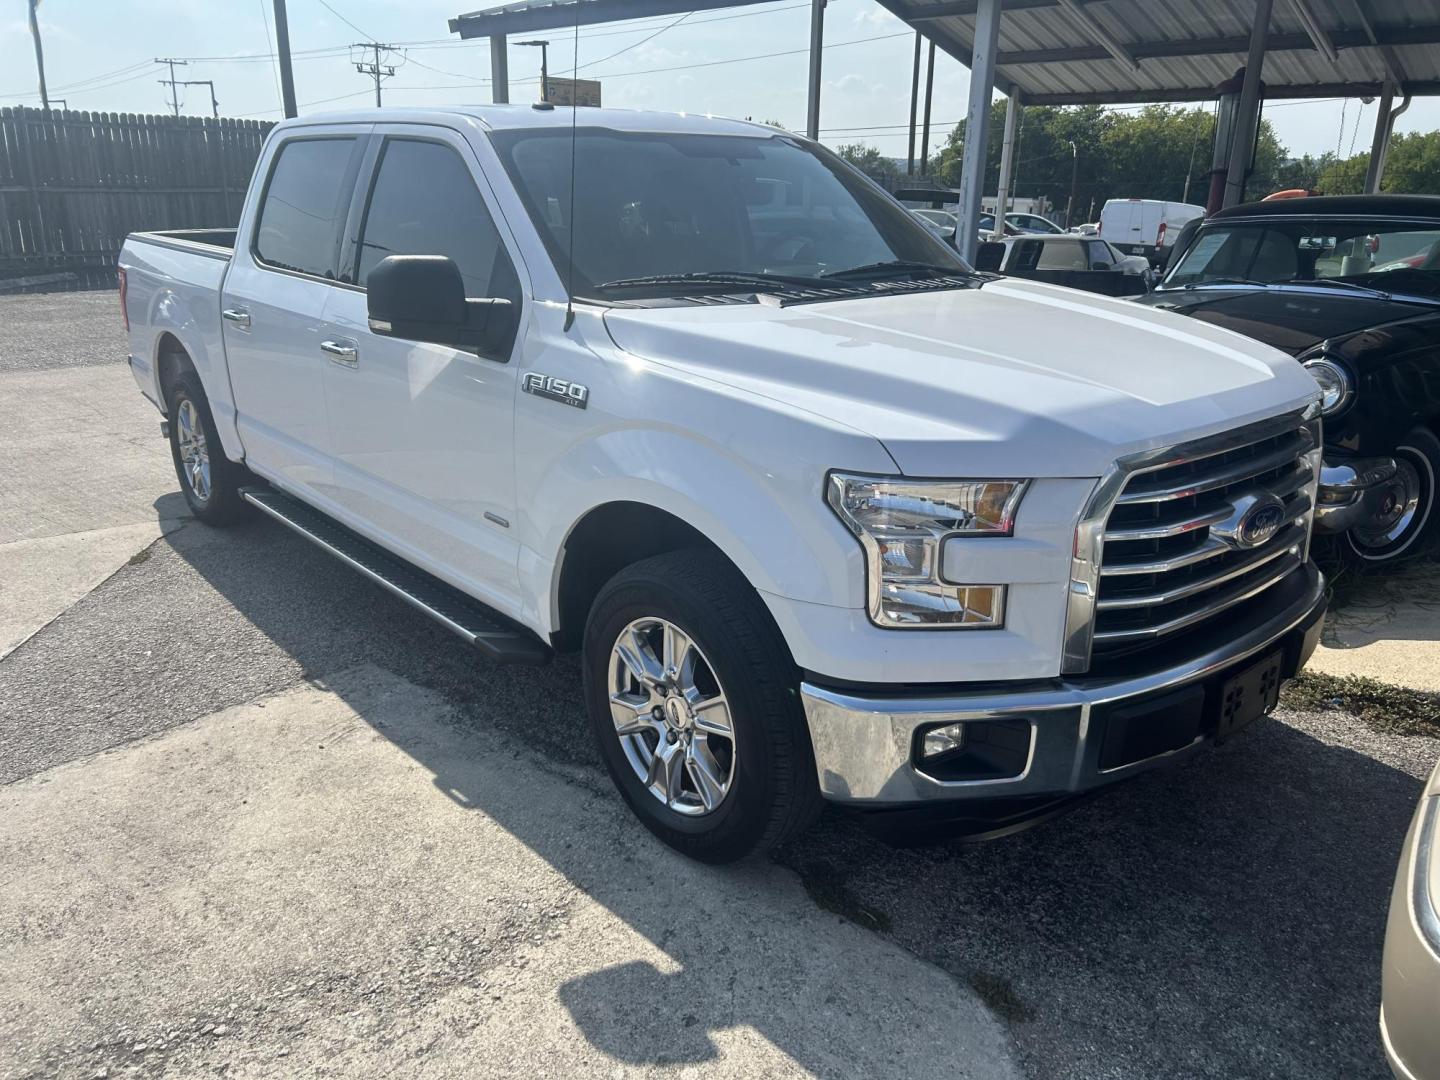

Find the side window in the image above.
[
  {"left": 1011, "top": 239, "right": 1042, "bottom": 270},
  {"left": 1036, "top": 240, "right": 1088, "bottom": 271},
  {"left": 254, "top": 138, "right": 357, "bottom": 278},
  {"left": 1086, "top": 240, "right": 1114, "bottom": 268},
  {"left": 357, "top": 139, "right": 518, "bottom": 301}
]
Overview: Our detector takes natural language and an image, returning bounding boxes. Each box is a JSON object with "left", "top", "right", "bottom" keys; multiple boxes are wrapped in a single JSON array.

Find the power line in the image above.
[
  {"left": 315, "top": 0, "right": 375, "bottom": 40},
  {"left": 353, "top": 42, "right": 398, "bottom": 106}
]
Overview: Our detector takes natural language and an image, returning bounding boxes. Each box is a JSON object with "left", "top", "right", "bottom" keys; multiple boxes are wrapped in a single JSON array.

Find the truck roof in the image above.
[
  {"left": 1209, "top": 193, "right": 1440, "bottom": 221},
  {"left": 284, "top": 104, "right": 777, "bottom": 137}
]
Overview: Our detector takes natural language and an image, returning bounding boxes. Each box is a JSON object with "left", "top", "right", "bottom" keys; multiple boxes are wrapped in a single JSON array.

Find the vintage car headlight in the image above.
[
  {"left": 1303, "top": 356, "right": 1354, "bottom": 417},
  {"left": 826, "top": 474, "right": 1028, "bottom": 628}
]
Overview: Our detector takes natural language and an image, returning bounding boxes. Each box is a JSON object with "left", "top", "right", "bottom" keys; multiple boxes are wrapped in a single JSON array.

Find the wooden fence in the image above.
[{"left": 0, "top": 108, "right": 274, "bottom": 285}]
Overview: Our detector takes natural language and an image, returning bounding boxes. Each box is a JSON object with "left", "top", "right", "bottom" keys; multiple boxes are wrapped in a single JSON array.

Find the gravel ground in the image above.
[
  {"left": 3, "top": 292, "right": 1437, "bottom": 1079},
  {"left": 0, "top": 290, "right": 124, "bottom": 373}
]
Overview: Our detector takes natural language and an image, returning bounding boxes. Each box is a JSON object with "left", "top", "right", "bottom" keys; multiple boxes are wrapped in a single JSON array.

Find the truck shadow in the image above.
[{"left": 160, "top": 510, "right": 1431, "bottom": 1079}]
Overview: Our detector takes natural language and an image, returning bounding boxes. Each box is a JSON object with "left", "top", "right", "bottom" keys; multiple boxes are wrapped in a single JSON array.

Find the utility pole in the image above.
[
  {"left": 518, "top": 40, "right": 549, "bottom": 102},
  {"left": 1066, "top": 140, "right": 1078, "bottom": 228},
  {"left": 272, "top": 0, "right": 297, "bottom": 118},
  {"left": 181, "top": 80, "right": 220, "bottom": 118},
  {"left": 28, "top": 0, "right": 49, "bottom": 110},
  {"left": 155, "top": 58, "right": 190, "bottom": 116},
  {"left": 354, "top": 43, "right": 397, "bottom": 107}
]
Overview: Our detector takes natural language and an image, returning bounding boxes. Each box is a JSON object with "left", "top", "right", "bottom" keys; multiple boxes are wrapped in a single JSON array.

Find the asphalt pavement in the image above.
[{"left": 2, "top": 289, "right": 1437, "bottom": 1079}]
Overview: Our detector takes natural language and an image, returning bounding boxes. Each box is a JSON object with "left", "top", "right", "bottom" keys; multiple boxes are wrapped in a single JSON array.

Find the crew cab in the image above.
[
  {"left": 120, "top": 107, "right": 1326, "bottom": 862},
  {"left": 1137, "top": 195, "right": 1440, "bottom": 565}
]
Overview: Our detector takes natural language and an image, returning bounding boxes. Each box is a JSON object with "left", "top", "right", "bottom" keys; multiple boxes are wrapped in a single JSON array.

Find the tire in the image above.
[
  {"left": 1340, "top": 426, "right": 1440, "bottom": 566},
  {"left": 165, "top": 369, "right": 251, "bottom": 526},
  {"left": 582, "top": 549, "right": 823, "bottom": 863}
]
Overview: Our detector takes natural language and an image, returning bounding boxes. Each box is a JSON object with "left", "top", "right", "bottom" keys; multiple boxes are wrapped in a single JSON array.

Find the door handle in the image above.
[
  {"left": 320, "top": 339, "right": 358, "bottom": 367},
  {"left": 221, "top": 308, "right": 251, "bottom": 330}
]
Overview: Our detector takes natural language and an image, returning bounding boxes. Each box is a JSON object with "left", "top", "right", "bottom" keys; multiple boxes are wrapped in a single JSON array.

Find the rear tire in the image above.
[
  {"left": 165, "top": 370, "right": 251, "bottom": 526},
  {"left": 1340, "top": 426, "right": 1440, "bottom": 565},
  {"left": 582, "top": 549, "right": 823, "bottom": 863}
]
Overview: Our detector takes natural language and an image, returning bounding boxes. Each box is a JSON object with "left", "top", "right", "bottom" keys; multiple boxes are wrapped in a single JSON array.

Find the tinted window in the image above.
[
  {"left": 255, "top": 138, "right": 356, "bottom": 278},
  {"left": 489, "top": 128, "right": 965, "bottom": 298},
  {"left": 358, "top": 139, "right": 517, "bottom": 300},
  {"left": 1086, "top": 240, "right": 1114, "bottom": 267}
]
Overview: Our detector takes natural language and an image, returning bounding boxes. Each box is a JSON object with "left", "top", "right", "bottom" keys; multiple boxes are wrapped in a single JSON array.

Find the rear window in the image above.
[
  {"left": 1035, "top": 239, "right": 1088, "bottom": 271},
  {"left": 254, "top": 137, "right": 357, "bottom": 279}
]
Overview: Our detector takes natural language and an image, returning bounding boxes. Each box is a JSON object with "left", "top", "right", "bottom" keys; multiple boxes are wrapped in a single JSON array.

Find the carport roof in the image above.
[{"left": 875, "top": 0, "right": 1440, "bottom": 104}]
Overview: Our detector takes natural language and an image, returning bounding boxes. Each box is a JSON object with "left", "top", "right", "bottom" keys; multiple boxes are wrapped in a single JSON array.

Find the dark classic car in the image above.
[{"left": 1135, "top": 195, "right": 1440, "bottom": 565}]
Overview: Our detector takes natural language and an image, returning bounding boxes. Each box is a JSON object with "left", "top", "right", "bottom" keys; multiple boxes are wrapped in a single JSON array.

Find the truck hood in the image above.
[
  {"left": 1136, "top": 285, "right": 1440, "bottom": 357},
  {"left": 602, "top": 278, "right": 1318, "bottom": 478}
]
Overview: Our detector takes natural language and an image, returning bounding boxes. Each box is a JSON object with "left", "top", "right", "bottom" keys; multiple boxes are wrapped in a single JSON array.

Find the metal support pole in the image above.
[
  {"left": 906, "top": 32, "right": 921, "bottom": 176},
  {"left": 28, "top": 0, "right": 48, "bottom": 110},
  {"left": 919, "top": 41, "right": 935, "bottom": 176},
  {"left": 1363, "top": 80, "right": 1397, "bottom": 193},
  {"left": 956, "top": 0, "right": 1002, "bottom": 263},
  {"left": 491, "top": 34, "right": 510, "bottom": 104},
  {"left": 806, "top": 0, "right": 825, "bottom": 139},
  {"left": 1223, "top": 0, "right": 1272, "bottom": 208},
  {"left": 992, "top": 92, "right": 1020, "bottom": 240},
  {"left": 273, "top": 0, "right": 298, "bottom": 118}
]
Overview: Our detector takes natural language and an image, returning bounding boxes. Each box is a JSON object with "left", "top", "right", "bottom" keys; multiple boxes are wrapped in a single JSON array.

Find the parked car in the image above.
[
  {"left": 120, "top": 106, "right": 1328, "bottom": 863},
  {"left": 1100, "top": 198, "right": 1206, "bottom": 263},
  {"left": 1382, "top": 754, "right": 1440, "bottom": 1080},
  {"left": 1071, "top": 222, "right": 1099, "bottom": 236},
  {"left": 909, "top": 208, "right": 956, "bottom": 245},
  {"left": 1006, "top": 212, "right": 1065, "bottom": 235},
  {"left": 1135, "top": 194, "right": 1440, "bottom": 565},
  {"left": 979, "top": 234, "right": 1155, "bottom": 296}
]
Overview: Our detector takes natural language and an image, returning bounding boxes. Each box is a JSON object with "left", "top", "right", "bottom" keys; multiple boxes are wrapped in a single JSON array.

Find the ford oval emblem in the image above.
[{"left": 1238, "top": 498, "right": 1287, "bottom": 548}]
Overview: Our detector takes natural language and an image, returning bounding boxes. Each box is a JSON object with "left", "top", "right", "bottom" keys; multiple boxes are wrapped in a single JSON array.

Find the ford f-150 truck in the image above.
[{"left": 120, "top": 106, "right": 1327, "bottom": 862}]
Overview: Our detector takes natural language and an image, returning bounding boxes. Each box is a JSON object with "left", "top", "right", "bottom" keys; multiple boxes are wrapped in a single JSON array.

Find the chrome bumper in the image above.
[
  {"left": 1315, "top": 456, "right": 1398, "bottom": 534},
  {"left": 801, "top": 562, "right": 1325, "bottom": 806}
]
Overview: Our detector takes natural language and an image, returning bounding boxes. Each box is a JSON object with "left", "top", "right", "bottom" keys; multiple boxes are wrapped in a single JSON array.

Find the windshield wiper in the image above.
[
  {"left": 820, "top": 260, "right": 973, "bottom": 281},
  {"left": 596, "top": 271, "right": 826, "bottom": 291},
  {"left": 1182, "top": 276, "right": 1268, "bottom": 290},
  {"left": 1302, "top": 278, "right": 1392, "bottom": 300}
]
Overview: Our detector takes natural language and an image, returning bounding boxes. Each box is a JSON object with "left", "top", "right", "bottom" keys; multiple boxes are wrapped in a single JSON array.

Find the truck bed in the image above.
[{"left": 129, "top": 228, "right": 236, "bottom": 259}]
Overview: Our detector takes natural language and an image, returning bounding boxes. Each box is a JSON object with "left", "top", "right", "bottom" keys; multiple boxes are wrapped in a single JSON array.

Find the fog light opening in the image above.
[{"left": 922, "top": 722, "right": 967, "bottom": 760}]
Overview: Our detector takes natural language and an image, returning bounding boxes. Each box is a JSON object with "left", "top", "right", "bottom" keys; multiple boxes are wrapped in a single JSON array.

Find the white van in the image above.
[{"left": 1099, "top": 199, "right": 1205, "bottom": 263}]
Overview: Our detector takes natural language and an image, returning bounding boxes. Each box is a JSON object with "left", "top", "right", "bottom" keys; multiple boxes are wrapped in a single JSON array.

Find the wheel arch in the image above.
[{"left": 551, "top": 501, "right": 744, "bottom": 651}]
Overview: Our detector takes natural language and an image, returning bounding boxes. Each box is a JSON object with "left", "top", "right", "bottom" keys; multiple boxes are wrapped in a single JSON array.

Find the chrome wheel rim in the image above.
[
  {"left": 176, "top": 398, "right": 211, "bottom": 504},
  {"left": 1352, "top": 452, "right": 1426, "bottom": 551},
  {"left": 607, "top": 617, "right": 736, "bottom": 817}
]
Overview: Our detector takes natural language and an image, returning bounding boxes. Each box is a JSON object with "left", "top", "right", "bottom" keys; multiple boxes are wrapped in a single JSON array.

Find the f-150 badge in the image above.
[{"left": 523, "top": 373, "right": 589, "bottom": 409}]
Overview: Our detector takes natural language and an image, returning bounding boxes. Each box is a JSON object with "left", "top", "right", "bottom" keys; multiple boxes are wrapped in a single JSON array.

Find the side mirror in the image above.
[
  {"left": 1090, "top": 260, "right": 1110, "bottom": 271},
  {"left": 366, "top": 254, "right": 517, "bottom": 360}
]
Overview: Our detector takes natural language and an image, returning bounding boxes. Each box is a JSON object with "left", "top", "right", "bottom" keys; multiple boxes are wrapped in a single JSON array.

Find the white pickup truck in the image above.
[{"left": 120, "top": 106, "right": 1327, "bottom": 862}]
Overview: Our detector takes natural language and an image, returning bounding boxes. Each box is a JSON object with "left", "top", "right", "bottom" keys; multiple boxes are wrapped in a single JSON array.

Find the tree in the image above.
[{"left": 835, "top": 142, "right": 899, "bottom": 185}]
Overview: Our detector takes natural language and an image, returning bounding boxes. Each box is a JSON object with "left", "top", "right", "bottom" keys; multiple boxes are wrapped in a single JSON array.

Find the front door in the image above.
[
  {"left": 222, "top": 129, "right": 368, "bottom": 498},
  {"left": 318, "top": 127, "right": 527, "bottom": 611}
]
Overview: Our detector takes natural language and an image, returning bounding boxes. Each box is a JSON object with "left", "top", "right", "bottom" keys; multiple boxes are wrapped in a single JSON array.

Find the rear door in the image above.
[
  {"left": 222, "top": 127, "right": 369, "bottom": 497},
  {"left": 317, "top": 125, "right": 527, "bottom": 608}
]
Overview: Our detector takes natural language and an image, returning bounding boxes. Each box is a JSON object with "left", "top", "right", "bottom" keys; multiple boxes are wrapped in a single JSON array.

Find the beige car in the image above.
[{"left": 1382, "top": 758, "right": 1440, "bottom": 1078}]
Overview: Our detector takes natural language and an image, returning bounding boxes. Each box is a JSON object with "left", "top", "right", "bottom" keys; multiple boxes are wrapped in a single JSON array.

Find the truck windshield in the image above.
[
  {"left": 1163, "top": 220, "right": 1440, "bottom": 296},
  {"left": 488, "top": 127, "right": 968, "bottom": 299}
]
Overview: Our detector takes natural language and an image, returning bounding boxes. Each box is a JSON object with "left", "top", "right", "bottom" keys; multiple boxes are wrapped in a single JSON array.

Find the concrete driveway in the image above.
[{"left": 2, "top": 290, "right": 1437, "bottom": 1080}]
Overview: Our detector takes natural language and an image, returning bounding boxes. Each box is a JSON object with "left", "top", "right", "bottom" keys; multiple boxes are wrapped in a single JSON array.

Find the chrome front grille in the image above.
[{"left": 1061, "top": 410, "right": 1321, "bottom": 674}]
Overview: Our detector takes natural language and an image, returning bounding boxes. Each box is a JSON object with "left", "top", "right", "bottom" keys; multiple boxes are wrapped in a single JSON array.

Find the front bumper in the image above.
[
  {"left": 1315, "top": 455, "right": 1398, "bottom": 534},
  {"left": 801, "top": 561, "right": 1325, "bottom": 806}
]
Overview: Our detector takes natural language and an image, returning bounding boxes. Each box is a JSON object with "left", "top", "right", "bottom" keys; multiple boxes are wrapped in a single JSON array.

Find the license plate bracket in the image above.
[{"left": 1216, "top": 651, "right": 1283, "bottom": 742}]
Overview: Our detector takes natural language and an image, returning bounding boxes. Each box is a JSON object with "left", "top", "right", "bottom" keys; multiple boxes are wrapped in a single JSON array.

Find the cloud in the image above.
[{"left": 852, "top": 5, "right": 900, "bottom": 26}]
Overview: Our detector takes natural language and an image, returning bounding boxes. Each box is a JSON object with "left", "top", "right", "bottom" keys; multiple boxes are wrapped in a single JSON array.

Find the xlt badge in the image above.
[{"left": 523, "top": 372, "right": 589, "bottom": 409}]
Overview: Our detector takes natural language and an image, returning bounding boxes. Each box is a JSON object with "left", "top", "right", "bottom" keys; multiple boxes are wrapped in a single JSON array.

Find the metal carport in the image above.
[{"left": 450, "top": 0, "right": 1440, "bottom": 260}]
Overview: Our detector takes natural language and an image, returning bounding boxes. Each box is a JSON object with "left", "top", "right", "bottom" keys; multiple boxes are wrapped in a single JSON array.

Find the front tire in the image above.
[
  {"left": 165, "top": 370, "right": 251, "bottom": 526},
  {"left": 1341, "top": 426, "right": 1440, "bottom": 565},
  {"left": 582, "top": 550, "right": 823, "bottom": 863}
]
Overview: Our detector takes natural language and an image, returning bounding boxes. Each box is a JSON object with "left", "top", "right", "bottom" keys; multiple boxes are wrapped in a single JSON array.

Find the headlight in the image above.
[
  {"left": 1303, "top": 356, "right": 1353, "bottom": 417},
  {"left": 826, "top": 474, "right": 1028, "bottom": 628}
]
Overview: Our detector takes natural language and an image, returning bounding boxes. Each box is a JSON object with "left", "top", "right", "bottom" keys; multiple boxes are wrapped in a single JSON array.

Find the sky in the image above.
[{"left": 3, "top": 0, "right": 1437, "bottom": 164}]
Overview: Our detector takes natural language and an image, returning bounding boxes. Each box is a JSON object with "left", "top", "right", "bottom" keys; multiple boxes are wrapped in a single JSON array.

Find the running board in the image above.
[{"left": 241, "top": 487, "right": 551, "bottom": 666}]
